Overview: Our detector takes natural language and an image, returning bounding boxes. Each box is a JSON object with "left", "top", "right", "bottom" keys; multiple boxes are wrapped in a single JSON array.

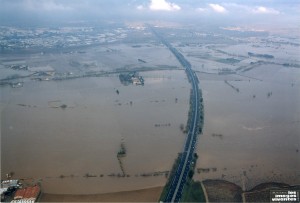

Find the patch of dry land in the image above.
[
  {"left": 202, "top": 179, "right": 300, "bottom": 203},
  {"left": 203, "top": 179, "right": 243, "bottom": 202}
]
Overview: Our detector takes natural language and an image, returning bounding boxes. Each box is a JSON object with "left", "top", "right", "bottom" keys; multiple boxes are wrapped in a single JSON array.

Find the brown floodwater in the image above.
[
  {"left": 194, "top": 64, "right": 300, "bottom": 190},
  {"left": 1, "top": 70, "right": 190, "bottom": 194},
  {"left": 1, "top": 42, "right": 299, "bottom": 195}
]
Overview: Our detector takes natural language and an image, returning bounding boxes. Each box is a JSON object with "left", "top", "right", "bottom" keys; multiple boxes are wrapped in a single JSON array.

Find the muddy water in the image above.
[
  {"left": 2, "top": 50, "right": 300, "bottom": 195},
  {"left": 195, "top": 65, "right": 300, "bottom": 190},
  {"left": 1, "top": 70, "right": 190, "bottom": 194}
]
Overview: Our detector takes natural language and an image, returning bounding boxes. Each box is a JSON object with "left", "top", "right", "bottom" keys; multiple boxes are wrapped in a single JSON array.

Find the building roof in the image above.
[
  {"left": 14, "top": 186, "right": 40, "bottom": 201},
  {"left": 14, "top": 188, "right": 26, "bottom": 200}
]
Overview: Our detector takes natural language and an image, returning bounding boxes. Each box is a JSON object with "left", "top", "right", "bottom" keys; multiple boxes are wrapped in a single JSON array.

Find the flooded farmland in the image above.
[
  {"left": 195, "top": 65, "right": 300, "bottom": 190},
  {"left": 1, "top": 70, "right": 190, "bottom": 194},
  {"left": 1, "top": 21, "right": 300, "bottom": 200}
]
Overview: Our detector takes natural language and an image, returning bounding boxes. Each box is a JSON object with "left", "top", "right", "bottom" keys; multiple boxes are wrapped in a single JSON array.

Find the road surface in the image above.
[{"left": 150, "top": 26, "right": 203, "bottom": 202}]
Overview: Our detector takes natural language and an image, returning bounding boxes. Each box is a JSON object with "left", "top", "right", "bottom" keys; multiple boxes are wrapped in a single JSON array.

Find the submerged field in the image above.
[
  {"left": 192, "top": 47, "right": 300, "bottom": 190},
  {"left": 1, "top": 69, "right": 189, "bottom": 194},
  {"left": 1, "top": 24, "right": 299, "bottom": 200}
]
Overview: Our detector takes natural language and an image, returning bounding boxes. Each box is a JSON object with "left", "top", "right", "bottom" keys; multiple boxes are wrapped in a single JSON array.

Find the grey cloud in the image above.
[{"left": 0, "top": 0, "right": 299, "bottom": 25}]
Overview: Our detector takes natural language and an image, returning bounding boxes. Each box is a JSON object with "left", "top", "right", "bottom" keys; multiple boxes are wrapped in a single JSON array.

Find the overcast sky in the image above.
[{"left": 0, "top": 0, "right": 299, "bottom": 26}]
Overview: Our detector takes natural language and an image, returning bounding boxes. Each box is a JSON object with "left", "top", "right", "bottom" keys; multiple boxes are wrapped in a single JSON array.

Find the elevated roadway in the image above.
[{"left": 150, "top": 27, "right": 202, "bottom": 202}]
